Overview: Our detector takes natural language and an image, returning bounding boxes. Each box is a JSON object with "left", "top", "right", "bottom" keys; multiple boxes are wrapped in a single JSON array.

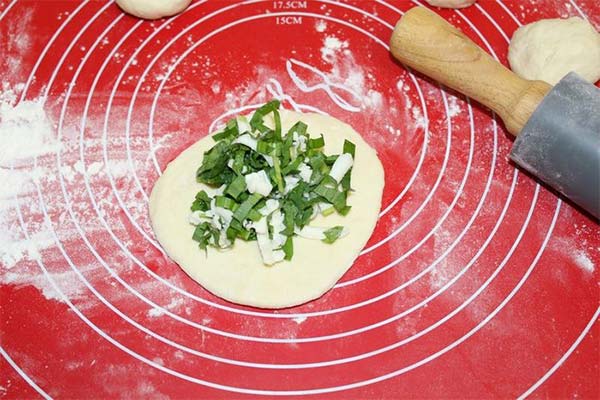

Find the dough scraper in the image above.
[{"left": 390, "top": 7, "right": 600, "bottom": 219}]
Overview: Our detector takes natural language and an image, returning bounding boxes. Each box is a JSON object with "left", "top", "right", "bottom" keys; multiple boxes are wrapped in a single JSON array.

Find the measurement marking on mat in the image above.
[
  {"left": 273, "top": 1, "right": 307, "bottom": 9},
  {"left": 276, "top": 16, "right": 303, "bottom": 25}
]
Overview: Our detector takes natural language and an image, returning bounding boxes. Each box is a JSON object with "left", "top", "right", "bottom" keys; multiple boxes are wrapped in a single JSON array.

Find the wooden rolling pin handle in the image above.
[{"left": 390, "top": 7, "right": 552, "bottom": 136}]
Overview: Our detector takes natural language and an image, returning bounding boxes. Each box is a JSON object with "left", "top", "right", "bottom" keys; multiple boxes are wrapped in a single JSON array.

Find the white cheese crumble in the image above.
[{"left": 245, "top": 170, "right": 273, "bottom": 196}]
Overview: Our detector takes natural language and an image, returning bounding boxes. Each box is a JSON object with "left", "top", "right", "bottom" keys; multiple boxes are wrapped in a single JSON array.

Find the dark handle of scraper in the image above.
[{"left": 390, "top": 7, "right": 600, "bottom": 220}]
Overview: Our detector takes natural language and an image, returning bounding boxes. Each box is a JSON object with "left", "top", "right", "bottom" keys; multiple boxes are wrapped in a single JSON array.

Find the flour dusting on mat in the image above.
[
  {"left": 0, "top": 86, "right": 58, "bottom": 269},
  {"left": 0, "top": 84, "right": 159, "bottom": 308},
  {"left": 574, "top": 250, "right": 595, "bottom": 273},
  {"left": 321, "top": 35, "right": 348, "bottom": 62},
  {"left": 447, "top": 95, "right": 462, "bottom": 118},
  {"left": 315, "top": 20, "right": 327, "bottom": 33},
  {"left": 0, "top": 87, "right": 59, "bottom": 166}
]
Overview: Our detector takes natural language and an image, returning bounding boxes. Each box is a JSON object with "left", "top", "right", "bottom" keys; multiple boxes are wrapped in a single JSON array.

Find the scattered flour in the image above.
[
  {"left": 573, "top": 250, "right": 595, "bottom": 273},
  {"left": 2, "top": 8, "right": 33, "bottom": 81},
  {"left": 446, "top": 95, "right": 462, "bottom": 118},
  {"left": 2, "top": 261, "right": 105, "bottom": 310},
  {"left": 0, "top": 87, "right": 59, "bottom": 269},
  {"left": 321, "top": 35, "right": 348, "bottom": 63},
  {"left": 411, "top": 104, "right": 428, "bottom": 129},
  {"left": 1, "top": 230, "right": 54, "bottom": 269},
  {"left": 0, "top": 83, "right": 164, "bottom": 308},
  {"left": 73, "top": 160, "right": 104, "bottom": 176},
  {"left": 292, "top": 316, "right": 307, "bottom": 324},
  {"left": 0, "top": 88, "right": 59, "bottom": 166},
  {"left": 147, "top": 296, "right": 186, "bottom": 317},
  {"left": 315, "top": 20, "right": 327, "bottom": 33}
]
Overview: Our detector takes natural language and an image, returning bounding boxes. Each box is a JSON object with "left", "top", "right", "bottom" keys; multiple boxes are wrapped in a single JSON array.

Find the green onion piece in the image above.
[
  {"left": 196, "top": 141, "right": 234, "bottom": 186},
  {"left": 340, "top": 139, "right": 356, "bottom": 190},
  {"left": 308, "top": 154, "right": 329, "bottom": 185},
  {"left": 295, "top": 206, "right": 314, "bottom": 228},
  {"left": 238, "top": 227, "right": 255, "bottom": 241},
  {"left": 212, "top": 119, "right": 239, "bottom": 142},
  {"left": 320, "top": 175, "right": 338, "bottom": 187},
  {"left": 321, "top": 205, "right": 336, "bottom": 216},
  {"left": 247, "top": 209, "right": 263, "bottom": 222},
  {"left": 215, "top": 195, "right": 238, "bottom": 210},
  {"left": 332, "top": 191, "right": 347, "bottom": 212},
  {"left": 192, "top": 222, "right": 218, "bottom": 250},
  {"left": 226, "top": 226, "right": 238, "bottom": 241},
  {"left": 308, "top": 153, "right": 325, "bottom": 170},
  {"left": 281, "top": 126, "right": 294, "bottom": 167},
  {"left": 212, "top": 130, "right": 229, "bottom": 142},
  {"left": 273, "top": 109, "right": 282, "bottom": 141},
  {"left": 282, "top": 203, "right": 298, "bottom": 235},
  {"left": 282, "top": 236, "right": 293, "bottom": 260},
  {"left": 191, "top": 190, "right": 211, "bottom": 211},
  {"left": 286, "top": 121, "right": 308, "bottom": 137},
  {"left": 338, "top": 205, "right": 352, "bottom": 216},
  {"left": 325, "top": 155, "right": 338, "bottom": 165},
  {"left": 281, "top": 155, "right": 304, "bottom": 175},
  {"left": 233, "top": 193, "right": 263, "bottom": 222},
  {"left": 308, "top": 134, "right": 325, "bottom": 149},
  {"left": 256, "top": 140, "right": 273, "bottom": 155},
  {"left": 340, "top": 170, "right": 352, "bottom": 191},
  {"left": 247, "top": 150, "right": 269, "bottom": 170},
  {"left": 250, "top": 99, "right": 280, "bottom": 133},
  {"left": 314, "top": 184, "right": 338, "bottom": 203},
  {"left": 287, "top": 182, "right": 309, "bottom": 209},
  {"left": 322, "top": 226, "right": 344, "bottom": 244},
  {"left": 225, "top": 175, "right": 247, "bottom": 200},
  {"left": 230, "top": 148, "right": 246, "bottom": 175},
  {"left": 271, "top": 151, "right": 285, "bottom": 193},
  {"left": 343, "top": 139, "right": 356, "bottom": 157}
]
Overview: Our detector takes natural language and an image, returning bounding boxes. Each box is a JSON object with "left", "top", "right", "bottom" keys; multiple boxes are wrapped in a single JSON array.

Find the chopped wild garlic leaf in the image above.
[{"left": 190, "top": 100, "right": 356, "bottom": 265}]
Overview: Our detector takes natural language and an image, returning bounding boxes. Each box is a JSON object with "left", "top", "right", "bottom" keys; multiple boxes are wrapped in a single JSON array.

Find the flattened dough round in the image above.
[
  {"left": 149, "top": 110, "right": 385, "bottom": 308},
  {"left": 508, "top": 17, "right": 600, "bottom": 85},
  {"left": 424, "top": 0, "right": 477, "bottom": 9},
  {"left": 116, "top": 0, "right": 192, "bottom": 20}
]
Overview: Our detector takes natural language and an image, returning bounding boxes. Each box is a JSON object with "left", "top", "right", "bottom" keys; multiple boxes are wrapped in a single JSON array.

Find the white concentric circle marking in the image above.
[
  {"left": 90, "top": 4, "right": 443, "bottom": 320},
  {"left": 0, "top": 346, "right": 52, "bottom": 400},
  {"left": 54, "top": 6, "right": 475, "bottom": 345},
  {"left": 6, "top": 0, "right": 585, "bottom": 395},
  {"left": 33, "top": 0, "right": 553, "bottom": 373},
  {"left": 518, "top": 307, "right": 599, "bottom": 399},
  {"left": 25, "top": 0, "right": 544, "bottom": 354},
  {"left": 0, "top": 0, "right": 17, "bottom": 21}
]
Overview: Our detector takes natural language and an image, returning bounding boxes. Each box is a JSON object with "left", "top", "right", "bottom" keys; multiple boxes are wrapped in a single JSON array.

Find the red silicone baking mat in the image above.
[{"left": 1, "top": 0, "right": 598, "bottom": 398}]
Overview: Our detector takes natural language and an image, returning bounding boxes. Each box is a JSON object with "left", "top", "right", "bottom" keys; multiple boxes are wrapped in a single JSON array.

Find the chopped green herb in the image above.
[
  {"left": 343, "top": 139, "right": 356, "bottom": 157},
  {"left": 271, "top": 150, "right": 285, "bottom": 193},
  {"left": 215, "top": 195, "right": 237, "bottom": 210},
  {"left": 282, "top": 236, "right": 294, "bottom": 260},
  {"left": 191, "top": 190, "right": 211, "bottom": 211},
  {"left": 225, "top": 175, "right": 247, "bottom": 200},
  {"left": 189, "top": 100, "right": 356, "bottom": 265},
  {"left": 273, "top": 109, "right": 282, "bottom": 141},
  {"left": 233, "top": 193, "right": 263, "bottom": 222},
  {"left": 322, "top": 226, "right": 344, "bottom": 244},
  {"left": 308, "top": 134, "right": 325, "bottom": 149}
]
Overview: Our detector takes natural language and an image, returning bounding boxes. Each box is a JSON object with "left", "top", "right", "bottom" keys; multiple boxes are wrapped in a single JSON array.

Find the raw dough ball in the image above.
[
  {"left": 149, "top": 110, "right": 385, "bottom": 309},
  {"left": 508, "top": 17, "right": 600, "bottom": 85},
  {"left": 425, "top": 0, "right": 477, "bottom": 9},
  {"left": 116, "top": 0, "right": 192, "bottom": 20}
]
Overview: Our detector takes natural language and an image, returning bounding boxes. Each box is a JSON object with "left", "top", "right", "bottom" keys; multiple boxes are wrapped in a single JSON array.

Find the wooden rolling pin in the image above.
[{"left": 390, "top": 7, "right": 600, "bottom": 219}]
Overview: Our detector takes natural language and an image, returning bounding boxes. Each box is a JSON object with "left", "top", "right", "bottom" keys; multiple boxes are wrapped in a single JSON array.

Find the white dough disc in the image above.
[
  {"left": 508, "top": 17, "right": 600, "bottom": 85},
  {"left": 116, "top": 0, "right": 192, "bottom": 20},
  {"left": 424, "top": 0, "right": 477, "bottom": 9},
  {"left": 149, "top": 110, "right": 385, "bottom": 309}
]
